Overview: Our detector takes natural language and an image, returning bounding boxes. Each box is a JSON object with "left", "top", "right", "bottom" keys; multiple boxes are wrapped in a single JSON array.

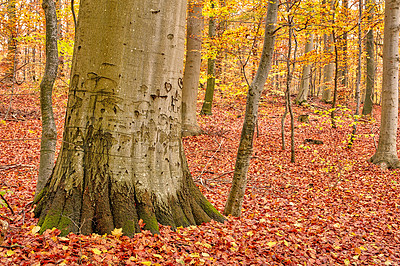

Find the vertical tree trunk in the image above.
[
  {"left": 200, "top": 1, "right": 216, "bottom": 115},
  {"left": 224, "top": 0, "right": 278, "bottom": 217},
  {"left": 369, "top": 0, "right": 400, "bottom": 169},
  {"left": 35, "top": 0, "right": 224, "bottom": 237},
  {"left": 296, "top": 34, "right": 313, "bottom": 104},
  {"left": 5, "top": 0, "right": 17, "bottom": 84},
  {"left": 36, "top": 0, "right": 59, "bottom": 195},
  {"left": 338, "top": 0, "right": 349, "bottom": 87},
  {"left": 181, "top": 0, "right": 203, "bottom": 136},
  {"left": 321, "top": 33, "right": 334, "bottom": 102},
  {"left": 362, "top": 0, "right": 375, "bottom": 115},
  {"left": 348, "top": 0, "right": 363, "bottom": 148},
  {"left": 321, "top": 0, "right": 335, "bottom": 102}
]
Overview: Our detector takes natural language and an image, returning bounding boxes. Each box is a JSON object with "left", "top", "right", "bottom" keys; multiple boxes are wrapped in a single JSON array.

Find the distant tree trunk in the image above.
[
  {"left": 36, "top": 0, "right": 59, "bottom": 195},
  {"left": 338, "top": 0, "right": 348, "bottom": 87},
  {"left": 34, "top": 0, "right": 224, "bottom": 237},
  {"left": 348, "top": 0, "right": 363, "bottom": 148},
  {"left": 296, "top": 34, "right": 313, "bottom": 104},
  {"left": 369, "top": 0, "right": 400, "bottom": 169},
  {"left": 200, "top": 2, "right": 216, "bottom": 115},
  {"left": 321, "top": 33, "right": 334, "bottom": 102},
  {"left": 321, "top": 0, "right": 335, "bottom": 102},
  {"left": 362, "top": 0, "right": 375, "bottom": 115},
  {"left": 5, "top": 0, "right": 17, "bottom": 84},
  {"left": 181, "top": 1, "right": 203, "bottom": 137},
  {"left": 224, "top": 0, "right": 278, "bottom": 217}
]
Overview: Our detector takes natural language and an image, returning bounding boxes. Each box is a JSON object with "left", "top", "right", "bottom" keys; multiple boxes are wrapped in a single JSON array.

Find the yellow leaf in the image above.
[
  {"left": 202, "top": 253, "right": 210, "bottom": 257},
  {"left": 267, "top": 241, "right": 277, "bottom": 248},
  {"left": 190, "top": 253, "right": 200, "bottom": 258},
  {"left": 31, "top": 226, "right": 41, "bottom": 234},
  {"left": 62, "top": 246, "right": 68, "bottom": 251},
  {"left": 284, "top": 240, "right": 290, "bottom": 247},
  {"left": 153, "top": 254, "right": 163, "bottom": 259},
  {"left": 92, "top": 248, "right": 102, "bottom": 255},
  {"left": 344, "top": 259, "right": 350, "bottom": 265},
  {"left": 354, "top": 247, "right": 361, "bottom": 254},
  {"left": 141, "top": 261, "right": 152, "bottom": 266},
  {"left": 359, "top": 246, "right": 367, "bottom": 251},
  {"left": 0, "top": 120, "right": 6, "bottom": 125},
  {"left": 6, "top": 250, "right": 15, "bottom": 256},
  {"left": 246, "top": 231, "right": 254, "bottom": 236},
  {"left": 111, "top": 228, "right": 123, "bottom": 237}
]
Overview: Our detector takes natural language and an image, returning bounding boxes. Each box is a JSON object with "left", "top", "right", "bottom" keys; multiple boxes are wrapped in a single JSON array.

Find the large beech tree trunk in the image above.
[
  {"left": 34, "top": 0, "right": 224, "bottom": 237},
  {"left": 36, "top": 0, "right": 58, "bottom": 195},
  {"left": 369, "top": 0, "right": 400, "bottom": 169},
  {"left": 224, "top": 0, "right": 278, "bottom": 217},
  {"left": 181, "top": 0, "right": 203, "bottom": 137}
]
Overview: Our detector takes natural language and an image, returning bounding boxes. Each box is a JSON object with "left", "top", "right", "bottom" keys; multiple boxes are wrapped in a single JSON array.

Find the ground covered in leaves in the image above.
[{"left": 0, "top": 84, "right": 399, "bottom": 265}]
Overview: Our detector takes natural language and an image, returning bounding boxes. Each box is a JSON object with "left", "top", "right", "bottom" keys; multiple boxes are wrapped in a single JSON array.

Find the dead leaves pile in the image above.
[{"left": 0, "top": 87, "right": 399, "bottom": 265}]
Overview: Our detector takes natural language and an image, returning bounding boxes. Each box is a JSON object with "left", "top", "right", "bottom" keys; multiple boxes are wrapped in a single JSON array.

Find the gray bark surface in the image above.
[
  {"left": 35, "top": 0, "right": 224, "bottom": 236},
  {"left": 200, "top": 4, "right": 216, "bottom": 115},
  {"left": 36, "top": 0, "right": 59, "bottom": 195},
  {"left": 362, "top": 0, "right": 375, "bottom": 115},
  {"left": 296, "top": 34, "right": 313, "bottom": 104},
  {"left": 224, "top": 0, "right": 278, "bottom": 217},
  {"left": 369, "top": 0, "right": 400, "bottom": 169},
  {"left": 182, "top": 1, "right": 203, "bottom": 136}
]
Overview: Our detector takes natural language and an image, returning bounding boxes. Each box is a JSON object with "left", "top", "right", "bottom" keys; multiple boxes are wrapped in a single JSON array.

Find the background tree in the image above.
[
  {"left": 296, "top": 34, "right": 313, "bottom": 104},
  {"left": 200, "top": 0, "right": 217, "bottom": 115},
  {"left": 182, "top": 0, "right": 203, "bottom": 137},
  {"left": 35, "top": 0, "right": 224, "bottom": 236},
  {"left": 224, "top": 0, "right": 278, "bottom": 217},
  {"left": 369, "top": 0, "right": 400, "bottom": 169},
  {"left": 362, "top": 0, "right": 375, "bottom": 115},
  {"left": 36, "top": 0, "right": 58, "bottom": 194}
]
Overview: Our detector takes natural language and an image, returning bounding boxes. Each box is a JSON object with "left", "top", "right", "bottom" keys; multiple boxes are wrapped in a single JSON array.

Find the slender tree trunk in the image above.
[
  {"left": 224, "top": 0, "right": 278, "bottom": 217},
  {"left": 181, "top": 0, "right": 203, "bottom": 136},
  {"left": 369, "top": 0, "right": 400, "bottom": 169},
  {"left": 362, "top": 0, "right": 375, "bottom": 115},
  {"left": 321, "top": 33, "right": 334, "bottom": 102},
  {"left": 200, "top": 2, "right": 216, "bottom": 115},
  {"left": 296, "top": 34, "right": 313, "bottom": 104},
  {"left": 321, "top": 0, "right": 335, "bottom": 102},
  {"left": 36, "top": 0, "right": 59, "bottom": 195},
  {"left": 339, "top": 0, "right": 348, "bottom": 87},
  {"left": 5, "top": 0, "right": 17, "bottom": 84},
  {"left": 35, "top": 0, "right": 224, "bottom": 237},
  {"left": 348, "top": 0, "right": 363, "bottom": 148}
]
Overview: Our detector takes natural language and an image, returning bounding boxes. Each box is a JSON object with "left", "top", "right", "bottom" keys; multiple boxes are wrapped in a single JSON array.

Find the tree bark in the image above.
[
  {"left": 35, "top": 0, "right": 224, "bottom": 237},
  {"left": 4, "top": 0, "right": 17, "bottom": 84},
  {"left": 296, "top": 34, "right": 313, "bottom": 104},
  {"left": 224, "top": 0, "right": 278, "bottom": 217},
  {"left": 321, "top": 0, "right": 335, "bottom": 102},
  {"left": 200, "top": 2, "right": 216, "bottom": 115},
  {"left": 36, "top": 0, "right": 59, "bottom": 195},
  {"left": 181, "top": 0, "right": 203, "bottom": 137},
  {"left": 362, "top": 0, "right": 375, "bottom": 115},
  {"left": 369, "top": 0, "right": 400, "bottom": 169},
  {"left": 321, "top": 33, "right": 334, "bottom": 102}
]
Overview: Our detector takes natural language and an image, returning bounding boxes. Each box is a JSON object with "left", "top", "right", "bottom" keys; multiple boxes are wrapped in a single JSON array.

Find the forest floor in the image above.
[{"left": 0, "top": 83, "right": 399, "bottom": 265}]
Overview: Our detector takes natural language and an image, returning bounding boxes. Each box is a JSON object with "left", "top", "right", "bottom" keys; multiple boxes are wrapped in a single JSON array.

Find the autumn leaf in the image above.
[{"left": 111, "top": 228, "right": 123, "bottom": 237}]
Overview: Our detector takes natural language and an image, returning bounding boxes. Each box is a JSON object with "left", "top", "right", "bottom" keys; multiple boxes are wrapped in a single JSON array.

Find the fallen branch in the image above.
[{"left": 0, "top": 194, "right": 14, "bottom": 215}]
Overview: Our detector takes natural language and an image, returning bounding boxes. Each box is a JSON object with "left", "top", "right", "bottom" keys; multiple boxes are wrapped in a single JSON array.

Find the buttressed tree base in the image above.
[{"left": 34, "top": 0, "right": 224, "bottom": 236}]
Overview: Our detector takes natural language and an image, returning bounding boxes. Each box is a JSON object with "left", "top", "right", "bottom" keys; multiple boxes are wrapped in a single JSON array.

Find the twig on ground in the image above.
[{"left": 0, "top": 194, "right": 14, "bottom": 215}]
